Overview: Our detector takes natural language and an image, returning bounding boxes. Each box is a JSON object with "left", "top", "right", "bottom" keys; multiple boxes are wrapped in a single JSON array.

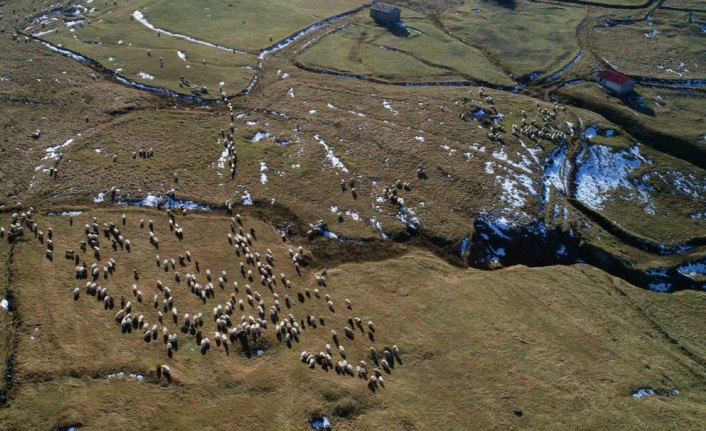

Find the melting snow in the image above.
[
  {"left": 217, "top": 145, "right": 229, "bottom": 169},
  {"left": 314, "top": 135, "right": 349, "bottom": 172},
  {"left": 415, "top": 136, "right": 425, "bottom": 142},
  {"left": 107, "top": 372, "right": 144, "bottom": 381},
  {"left": 584, "top": 127, "right": 598, "bottom": 139},
  {"left": 0, "top": 299, "right": 8, "bottom": 311},
  {"left": 43, "top": 137, "right": 77, "bottom": 160},
  {"left": 242, "top": 191, "right": 253, "bottom": 205},
  {"left": 118, "top": 194, "right": 214, "bottom": 210},
  {"left": 47, "top": 210, "right": 83, "bottom": 216},
  {"left": 132, "top": 11, "right": 245, "bottom": 53},
  {"left": 137, "top": 71, "right": 155, "bottom": 80},
  {"left": 177, "top": 51, "right": 186, "bottom": 61},
  {"left": 633, "top": 388, "right": 680, "bottom": 398},
  {"left": 383, "top": 100, "right": 399, "bottom": 115},
  {"left": 288, "top": 87, "right": 294, "bottom": 97},
  {"left": 251, "top": 131, "right": 269, "bottom": 142},
  {"left": 575, "top": 144, "right": 653, "bottom": 212},
  {"left": 677, "top": 260, "right": 706, "bottom": 280},
  {"left": 93, "top": 192, "right": 106, "bottom": 203},
  {"left": 345, "top": 210, "right": 360, "bottom": 221},
  {"left": 260, "top": 161, "right": 268, "bottom": 184}
]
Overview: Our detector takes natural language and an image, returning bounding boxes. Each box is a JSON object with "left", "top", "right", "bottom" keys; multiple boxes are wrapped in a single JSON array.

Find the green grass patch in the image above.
[
  {"left": 40, "top": 4, "right": 257, "bottom": 94},
  {"left": 440, "top": 1, "right": 586, "bottom": 77},
  {"left": 297, "top": 12, "right": 514, "bottom": 85},
  {"left": 144, "top": 0, "right": 366, "bottom": 52}
]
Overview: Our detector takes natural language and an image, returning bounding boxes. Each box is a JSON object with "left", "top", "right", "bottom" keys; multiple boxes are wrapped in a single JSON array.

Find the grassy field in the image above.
[
  {"left": 1, "top": 208, "right": 706, "bottom": 430},
  {"left": 560, "top": 0, "right": 651, "bottom": 5},
  {"left": 556, "top": 81, "right": 706, "bottom": 152},
  {"left": 590, "top": 9, "right": 706, "bottom": 79},
  {"left": 143, "top": 0, "right": 366, "bottom": 52},
  {"left": 662, "top": 0, "right": 706, "bottom": 10},
  {"left": 4, "top": 0, "right": 706, "bottom": 428},
  {"left": 0, "top": 30, "right": 162, "bottom": 201},
  {"left": 297, "top": 10, "right": 515, "bottom": 85},
  {"left": 439, "top": 1, "right": 587, "bottom": 78},
  {"left": 38, "top": 3, "right": 257, "bottom": 95}
]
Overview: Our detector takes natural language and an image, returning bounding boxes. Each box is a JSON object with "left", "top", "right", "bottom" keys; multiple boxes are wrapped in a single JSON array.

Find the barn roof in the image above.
[
  {"left": 371, "top": 2, "right": 400, "bottom": 13},
  {"left": 598, "top": 70, "right": 632, "bottom": 85}
]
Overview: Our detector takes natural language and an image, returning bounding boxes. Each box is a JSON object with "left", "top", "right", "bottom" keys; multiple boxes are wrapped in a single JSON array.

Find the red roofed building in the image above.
[{"left": 597, "top": 70, "right": 635, "bottom": 95}]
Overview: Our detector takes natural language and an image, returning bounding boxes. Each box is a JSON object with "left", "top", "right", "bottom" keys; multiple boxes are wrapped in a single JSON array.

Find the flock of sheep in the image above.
[{"left": 2, "top": 203, "right": 403, "bottom": 390}]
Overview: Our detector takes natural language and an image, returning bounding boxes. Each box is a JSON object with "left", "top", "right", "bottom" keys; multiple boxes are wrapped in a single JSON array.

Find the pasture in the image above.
[
  {"left": 1, "top": 208, "right": 706, "bottom": 430},
  {"left": 439, "top": 1, "right": 587, "bottom": 79},
  {"left": 3, "top": 0, "right": 706, "bottom": 428},
  {"left": 589, "top": 9, "right": 706, "bottom": 80},
  {"left": 37, "top": 3, "right": 257, "bottom": 95},
  {"left": 297, "top": 9, "right": 514, "bottom": 85}
]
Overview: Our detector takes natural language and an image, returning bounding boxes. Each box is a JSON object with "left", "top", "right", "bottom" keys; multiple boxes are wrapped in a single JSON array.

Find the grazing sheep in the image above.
[
  {"left": 343, "top": 326, "right": 354, "bottom": 339},
  {"left": 73, "top": 287, "right": 80, "bottom": 301},
  {"left": 115, "top": 309, "right": 126, "bottom": 322},
  {"left": 367, "top": 321, "right": 375, "bottom": 332},
  {"left": 327, "top": 300, "right": 335, "bottom": 312},
  {"left": 384, "top": 349, "right": 393, "bottom": 364},
  {"left": 160, "top": 364, "right": 171, "bottom": 380},
  {"left": 370, "top": 347, "right": 378, "bottom": 364}
]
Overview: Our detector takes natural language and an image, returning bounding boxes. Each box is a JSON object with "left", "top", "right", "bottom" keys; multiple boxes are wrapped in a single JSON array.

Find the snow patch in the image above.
[
  {"left": 383, "top": 100, "right": 399, "bottom": 115},
  {"left": 250, "top": 131, "right": 269, "bottom": 142},
  {"left": 132, "top": 11, "right": 245, "bottom": 54},
  {"left": 242, "top": 191, "right": 253, "bottom": 205},
  {"left": 260, "top": 161, "right": 268, "bottom": 184},
  {"left": 137, "top": 71, "right": 155, "bottom": 80},
  {"left": 314, "top": 135, "right": 349, "bottom": 172},
  {"left": 575, "top": 144, "right": 653, "bottom": 213}
]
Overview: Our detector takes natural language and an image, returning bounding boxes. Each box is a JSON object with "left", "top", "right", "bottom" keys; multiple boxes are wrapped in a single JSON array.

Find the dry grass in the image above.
[
  {"left": 2, "top": 1, "right": 706, "bottom": 429},
  {"left": 1, "top": 208, "right": 706, "bottom": 429},
  {"left": 589, "top": 9, "right": 706, "bottom": 80}
]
